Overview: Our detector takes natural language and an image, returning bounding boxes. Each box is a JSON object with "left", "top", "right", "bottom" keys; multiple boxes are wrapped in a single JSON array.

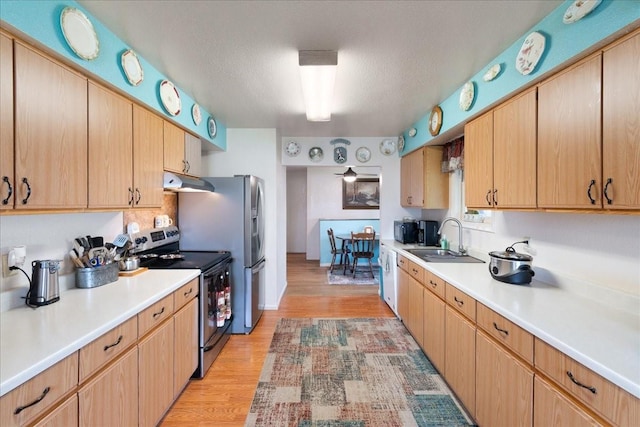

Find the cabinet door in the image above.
[
  {"left": 407, "top": 275, "right": 424, "bottom": 346},
  {"left": 139, "top": 320, "right": 174, "bottom": 427},
  {"left": 400, "top": 154, "right": 413, "bottom": 206},
  {"left": 14, "top": 42, "right": 87, "bottom": 209},
  {"left": 31, "top": 394, "right": 78, "bottom": 427},
  {"left": 493, "top": 88, "right": 537, "bottom": 208},
  {"left": 534, "top": 376, "right": 602, "bottom": 427},
  {"left": 78, "top": 346, "right": 138, "bottom": 427},
  {"left": 464, "top": 110, "right": 494, "bottom": 209},
  {"left": 423, "top": 146, "right": 448, "bottom": 209},
  {"left": 538, "top": 55, "right": 602, "bottom": 208},
  {"left": 88, "top": 82, "right": 133, "bottom": 208},
  {"left": 409, "top": 149, "right": 424, "bottom": 206},
  {"left": 476, "top": 330, "right": 533, "bottom": 427},
  {"left": 0, "top": 33, "right": 14, "bottom": 209},
  {"left": 163, "top": 121, "right": 185, "bottom": 174},
  {"left": 174, "top": 298, "right": 198, "bottom": 398},
  {"left": 184, "top": 132, "right": 202, "bottom": 177},
  {"left": 422, "top": 288, "right": 445, "bottom": 373},
  {"left": 445, "top": 307, "right": 476, "bottom": 415},
  {"left": 133, "top": 105, "right": 164, "bottom": 208},
  {"left": 397, "top": 268, "right": 410, "bottom": 322},
  {"left": 602, "top": 31, "right": 640, "bottom": 209}
]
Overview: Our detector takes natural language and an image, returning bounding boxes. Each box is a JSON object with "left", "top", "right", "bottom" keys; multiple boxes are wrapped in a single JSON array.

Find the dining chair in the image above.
[
  {"left": 327, "top": 228, "right": 350, "bottom": 274},
  {"left": 350, "top": 231, "right": 376, "bottom": 278}
]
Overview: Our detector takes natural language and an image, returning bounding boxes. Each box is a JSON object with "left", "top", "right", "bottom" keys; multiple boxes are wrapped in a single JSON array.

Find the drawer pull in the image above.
[
  {"left": 429, "top": 280, "right": 437, "bottom": 288},
  {"left": 2, "top": 176, "right": 12, "bottom": 205},
  {"left": 152, "top": 306, "right": 165, "bottom": 319},
  {"left": 184, "top": 287, "right": 193, "bottom": 297},
  {"left": 493, "top": 322, "right": 509, "bottom": 336},
  {"left": 103, "top": 335, "right": 123, "bottom": 352},
  {"left": 21, "top": 178, "right": 32, "bottom": 205},
  {"left": 454, "top": 296, "right": 464, "bottom": 306},
  {"left": 587, "top": 179, "right": 596, "bottom": 205},
  {"left": 567, "top": 371, "right": 597, "bottom": 394},
  {"left": 14, "top": 387, "right": 50, "bottom": 414}
]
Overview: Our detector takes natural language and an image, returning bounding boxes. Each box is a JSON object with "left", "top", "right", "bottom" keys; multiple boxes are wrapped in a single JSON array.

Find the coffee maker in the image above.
[
  {"left": 418, "top": 220, "right": 439, "bottom": 246},
  {"left": 27, "top": 260, "right": 61, "bottom": 307}
]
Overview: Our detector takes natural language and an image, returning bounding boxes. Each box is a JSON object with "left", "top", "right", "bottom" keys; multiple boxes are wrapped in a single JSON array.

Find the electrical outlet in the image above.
[{"left": 2, "top": 254, "right": 18, "bottom": 277}]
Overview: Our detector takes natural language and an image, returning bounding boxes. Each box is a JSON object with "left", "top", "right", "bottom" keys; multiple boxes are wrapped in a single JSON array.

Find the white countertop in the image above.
[
  {"left": 381, "top": 240, "right": 640, "bottom": 399},
  {"left": 0, "top": 269, "right": 200, "bottom": 397}
]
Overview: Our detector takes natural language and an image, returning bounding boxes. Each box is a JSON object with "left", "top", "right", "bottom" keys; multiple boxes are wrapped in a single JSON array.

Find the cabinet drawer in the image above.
[
  {"left": 174, "top": 278, "right": 199, "bottom": 311},
  {"left": 424, "top": 270, "right": 445, "bottom": 299},
  {"left": 397, "top": 255, "right": 409, "bottom": 272},
  {"left": 79, "top": 316, "right": 137, "bottom": 382},
  {"left": 407, "top": 260, "right": 424, "bottom": 283},
  {"left": 535, "top": 338, "right": 639, "bottom": 426},
  {"left": 445, "top": 283, "right": 476, "bottom": 321},
  {"left": 477, "top": 303, "right": 533, "bottom": 364},
  {"left": 0, "top": 353, "right": 78, "bottom": 427},
  {"left": 138, "top": 295, "right": 174, "bottom": 337}
]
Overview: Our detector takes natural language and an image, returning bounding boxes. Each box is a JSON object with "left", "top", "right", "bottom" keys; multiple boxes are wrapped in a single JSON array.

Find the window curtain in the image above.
[{"left": 441, "top": 136, "right": 464, "bottom": 173}]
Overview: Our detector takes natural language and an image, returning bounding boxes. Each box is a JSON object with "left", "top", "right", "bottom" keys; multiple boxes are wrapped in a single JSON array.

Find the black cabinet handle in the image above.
[
  {"left": 135, "top": 188, "right": 141, "bottom": 204},
  {"left": 2, "top": 176, "right": 12, "bottom": 205},
  {"left": 603, "top": 178, "right": 613, "bottom": 205},
  {"left": 103, "top": 335, "right": 123, "bottom": 351},
  {"left": 182, "top": 160, "right": 188, "bottom": 173},
  {"left": 183, "top": 288, "right": 193, "bottom": 297},
  {"left": 587, "top": 179, "right": 596, "bottom": 205},
  {"left": 21, "top": 177, "right": 31, "bottom": 204},
  {"left": 567, "top": 371, "right": 597, "bottom": 394},
  {"left": 493, "top": 189, "right": 498, "bottom": 206},
  {"left": 152, "top": 306, "right": 165, "bottom": 319},
  {"left": 493, "top": 322, "right": 509, "bottom": 336},
  {"left": 429, "top": 280, "right": 437, "bottom": 288},
  {"left": 14, "top": 387, "right": 50, "bottom": 414},
  {"left": 454, "top": 296, "right": 464, "bottom": 306},
  {"left": 486, "top": 190, "right": 492, "bottom": 206},
  {"left": 128, "top": 187, "right": 134, "bottom": 205}
]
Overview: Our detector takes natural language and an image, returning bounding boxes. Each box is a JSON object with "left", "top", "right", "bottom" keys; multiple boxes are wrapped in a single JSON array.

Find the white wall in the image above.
[
  {"left": 201, "top": 128, "right": 286, "bottom": 309},
  {"left": 286, "top": 169, "right": 307, "bottom": 253}
]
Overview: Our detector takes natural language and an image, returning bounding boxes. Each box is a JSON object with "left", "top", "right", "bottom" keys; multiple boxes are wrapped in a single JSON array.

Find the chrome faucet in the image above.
[{"left": 438, "top": 217, "right": 466, "bottom": 255}]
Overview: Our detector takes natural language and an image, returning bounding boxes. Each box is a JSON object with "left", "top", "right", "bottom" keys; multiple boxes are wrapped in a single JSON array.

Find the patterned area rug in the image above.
[
  {"left": 246, "top": 318, "right": 475, "bottom": 426},
  {"left": 327, "top": 266, "right": 379, "bottom": 285}
]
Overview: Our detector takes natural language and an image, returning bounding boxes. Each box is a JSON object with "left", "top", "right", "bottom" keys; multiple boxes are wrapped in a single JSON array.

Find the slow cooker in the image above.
[{"left": 489, "top": 241, "right": 535, "bottom": 285}]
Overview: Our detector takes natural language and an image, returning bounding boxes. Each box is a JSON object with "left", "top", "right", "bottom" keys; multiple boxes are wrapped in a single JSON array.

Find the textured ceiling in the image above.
[{"left": 78, "top": 0, "right": 562, "bottom": 137}]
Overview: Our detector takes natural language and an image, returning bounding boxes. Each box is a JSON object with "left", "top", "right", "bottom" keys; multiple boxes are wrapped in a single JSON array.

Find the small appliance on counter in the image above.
[
  {"left": 27, "top": 260, "right": 61, "bottom": 307},
  {"left": 394, "top": 220, "right": 418, "bottom": 244},
  {"left": 488, "top": 241, "right": 535, "bottom": 285},
  {"left": 417, "top": 220, "right": 439, "bottom": 246}
]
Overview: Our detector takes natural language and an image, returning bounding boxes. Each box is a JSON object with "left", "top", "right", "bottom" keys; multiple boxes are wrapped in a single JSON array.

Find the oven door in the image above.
[{"left": 201, "top": 267, "right": 224, "bottom": 347}]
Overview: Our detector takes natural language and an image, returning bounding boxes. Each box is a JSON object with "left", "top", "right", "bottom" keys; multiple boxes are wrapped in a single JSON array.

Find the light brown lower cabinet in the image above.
[
  {"left": 476, "top": 330, "right": 533, "bottom": 427},
  {"left": 422, "top": 286, "right": 445, "bottom": 373},
  {"left": 407, "top": 275, "right": 424, "bottom": 346},
  {"left": 78, "top": 346, "right": 138, "bottom": 427},
  {"left": 534, "top": 376, "right": 602, "bottom": 426},
  {"left": 444, "top": 306, "right": 476, "bottom": 415},
  {"left": 31, "top": 395, "right": 78, "bottom": 427},
  {"left": 174, "top": 297, "right": 199, "bottom": 398}
]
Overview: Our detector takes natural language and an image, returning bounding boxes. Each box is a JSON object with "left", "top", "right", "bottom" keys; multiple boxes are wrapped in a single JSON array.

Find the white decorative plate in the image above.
[
  {"left": 397, "top": 135, "right": 405, "bottom": 153},
  {"left": 459, "top": 81, "right": 475, "bottom": 111},
  {"left": 121, "top": 50, "right": 143, "bottom": 86},
  {"left": 60, "top": 7, "right": 99, "bottom": 60},
  {"left": 408, "top": 128, "right": 417, "bottom": 137},
  {"left": 159, "top": 80, "right": 181, "bottom": 116},
  {"left": 309, "top": 146, "right": 323, "bottom": 162},
  {"left": 379, "top": 139, "right": 396, "bottom": 156},
  {"left": 563, "top": 0, "right": 601, "bottom": 24},
  {"left": 207, "top": 116, "right": 217, "bottom": 138},
  {"left": 192, "top": 104, "right": 202, "bottom": 125},
  {"left": 356, "top": 147, "right": 371, "bottom": 163},
  {"left": 483, "top": 63, "right": 501, "bottom": 82},
  {"left": 515, "top": 32, "right": 546, "bottom": 75}
]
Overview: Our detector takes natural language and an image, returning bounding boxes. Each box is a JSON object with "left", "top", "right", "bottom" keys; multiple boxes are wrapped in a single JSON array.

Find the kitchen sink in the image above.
[{"left": 407, "top": 248, "right": 485, "bottom": 263}]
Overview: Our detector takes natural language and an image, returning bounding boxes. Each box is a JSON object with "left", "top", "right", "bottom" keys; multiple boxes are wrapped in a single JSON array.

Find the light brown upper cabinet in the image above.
[
  {"left": 14, "top": 41, "right": 88, "bottom": 209},
  {"left": 602, "top": 31, "right": 640, "bottom": 210},
  {"left": 538, "top": 54, "right": 602, "bottom": 209},
  {"left": 184, "top": 132, "right": 202, "bottom": 177},
  {"left": 0, "top": 32, "right": 14, "bottom": 210},
  {"left": 133, "top": 105, "right": 164, "bottom": 208},
  {"left": 164, "top": 121, "right": 201, "bottom": 177},
  {"left": 88, "top": 82, "right": 134, "bottom": 208},
  {"left": 465, "top": 88, "right": 537, "bottom": 209},
  {"left": 400, "top": 146, "right": 448, "bottom": 208}
]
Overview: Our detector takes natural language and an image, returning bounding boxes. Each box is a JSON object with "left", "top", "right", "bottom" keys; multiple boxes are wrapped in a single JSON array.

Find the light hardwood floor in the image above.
[{"left": 161, "top": 253, "right": 394, "bottom": 426}]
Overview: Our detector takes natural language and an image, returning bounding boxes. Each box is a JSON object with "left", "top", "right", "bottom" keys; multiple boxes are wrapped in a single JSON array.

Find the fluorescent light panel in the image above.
[{"left": 299, "top": 50, "right": 337, "bottom": 122}]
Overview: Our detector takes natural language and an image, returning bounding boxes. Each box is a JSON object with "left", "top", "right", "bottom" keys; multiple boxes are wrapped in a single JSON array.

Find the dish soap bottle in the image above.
[{"left": 440, "top": 235, "right": 449, "bottom": 250}]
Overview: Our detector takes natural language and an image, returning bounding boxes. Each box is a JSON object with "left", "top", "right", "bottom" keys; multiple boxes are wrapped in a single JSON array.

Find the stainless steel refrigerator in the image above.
[{"left": 178, "top": 175, "right": 266, "bottom": 334}]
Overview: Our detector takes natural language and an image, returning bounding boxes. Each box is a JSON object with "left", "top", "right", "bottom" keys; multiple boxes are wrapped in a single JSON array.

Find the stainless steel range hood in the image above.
[{"left": 163, "top": 172, "right": 215, "bottom": 192}]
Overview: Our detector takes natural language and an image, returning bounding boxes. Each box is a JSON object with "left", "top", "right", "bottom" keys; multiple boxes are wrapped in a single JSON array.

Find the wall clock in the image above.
[
  {"left": 285, "top": 140, "right": 301, "bottom": 157},
  {"left": 429, "top": 105, "right": 443, "bottom": 136}
]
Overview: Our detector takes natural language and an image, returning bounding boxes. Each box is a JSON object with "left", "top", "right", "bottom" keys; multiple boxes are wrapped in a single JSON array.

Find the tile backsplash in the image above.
[{"left": 122, "top": 192, "right": 178, "bottom": 231}]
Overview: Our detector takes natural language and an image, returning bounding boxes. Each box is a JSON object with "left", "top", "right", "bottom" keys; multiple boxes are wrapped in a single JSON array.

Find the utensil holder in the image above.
[{"left": 76, "top": 263, "right": 119, "bottom": 288}]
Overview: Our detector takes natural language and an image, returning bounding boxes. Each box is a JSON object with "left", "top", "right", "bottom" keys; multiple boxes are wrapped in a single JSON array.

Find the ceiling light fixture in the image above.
[
  {"left": 299, "top": 50, "right": 338, "bottom": 122},
  {"left": 342, "top": 167, "right": 357, "bottom": 182}
]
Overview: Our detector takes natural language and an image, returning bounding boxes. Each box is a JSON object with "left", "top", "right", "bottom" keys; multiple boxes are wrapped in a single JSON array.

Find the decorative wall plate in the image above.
[
  {"left": 483, "top": 63, "right": 501, "bottom": 82},
  {"left": 398, "top": 135, "right": 405, "bottom": 153},
  {"left": 60, "top": 7, "right": 100, "bottom": 60},
  {"left": 408, "top": 128, "right": 417, "bottom": 137},
  {"left": 379, "top": 139, "right": 396, "bottom": 156},
  {"left": 192, "top": 104, "right": 202, "bottom": 125},
  {"left": 285, "top": 140, "right": 300, "bottom": 157},
  {"left": 355, "top": 147, "right": 371, "bottom": 163},
  {"left": 308, "top": 146, "right": 323, "bottom": 162},
  {"left": 159, "top": 80, "right": 181, "bottom": 116},
  {"left": 207, "top": 116, "right": 217, "bottom": 138},
  {"left": 429, "top": 105, "right": 443, "bottom": 136},
  {"left": 459, "top": 81, "right": 475, "bottom": 111},
  {"left": 333, "top": 146, "right": 347, "bottom": 164},
  {"left": 563, "top": 0, "right": 601, "bottom": 24},
  {"left": 121, "top": 50, "right": 143, "bottom": 86},
  {"left": 515, "top": 32, "right": 546, "bottom": 75}
]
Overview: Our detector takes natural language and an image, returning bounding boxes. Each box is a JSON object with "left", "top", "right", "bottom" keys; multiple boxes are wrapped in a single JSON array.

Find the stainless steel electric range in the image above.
[{"left": 129, "top": 226, "right": 232, "bottom": 379}]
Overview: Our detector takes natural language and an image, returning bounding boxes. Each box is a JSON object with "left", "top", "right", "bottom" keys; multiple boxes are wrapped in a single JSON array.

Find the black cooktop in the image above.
[{"left": 138, "top": 244, "right": 231, "bottom": 271}]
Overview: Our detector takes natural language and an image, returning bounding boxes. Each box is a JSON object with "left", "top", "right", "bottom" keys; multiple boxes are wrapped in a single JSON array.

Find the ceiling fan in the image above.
[{"left": 334, "top": 167, "right": 378, "bottom": 182}]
